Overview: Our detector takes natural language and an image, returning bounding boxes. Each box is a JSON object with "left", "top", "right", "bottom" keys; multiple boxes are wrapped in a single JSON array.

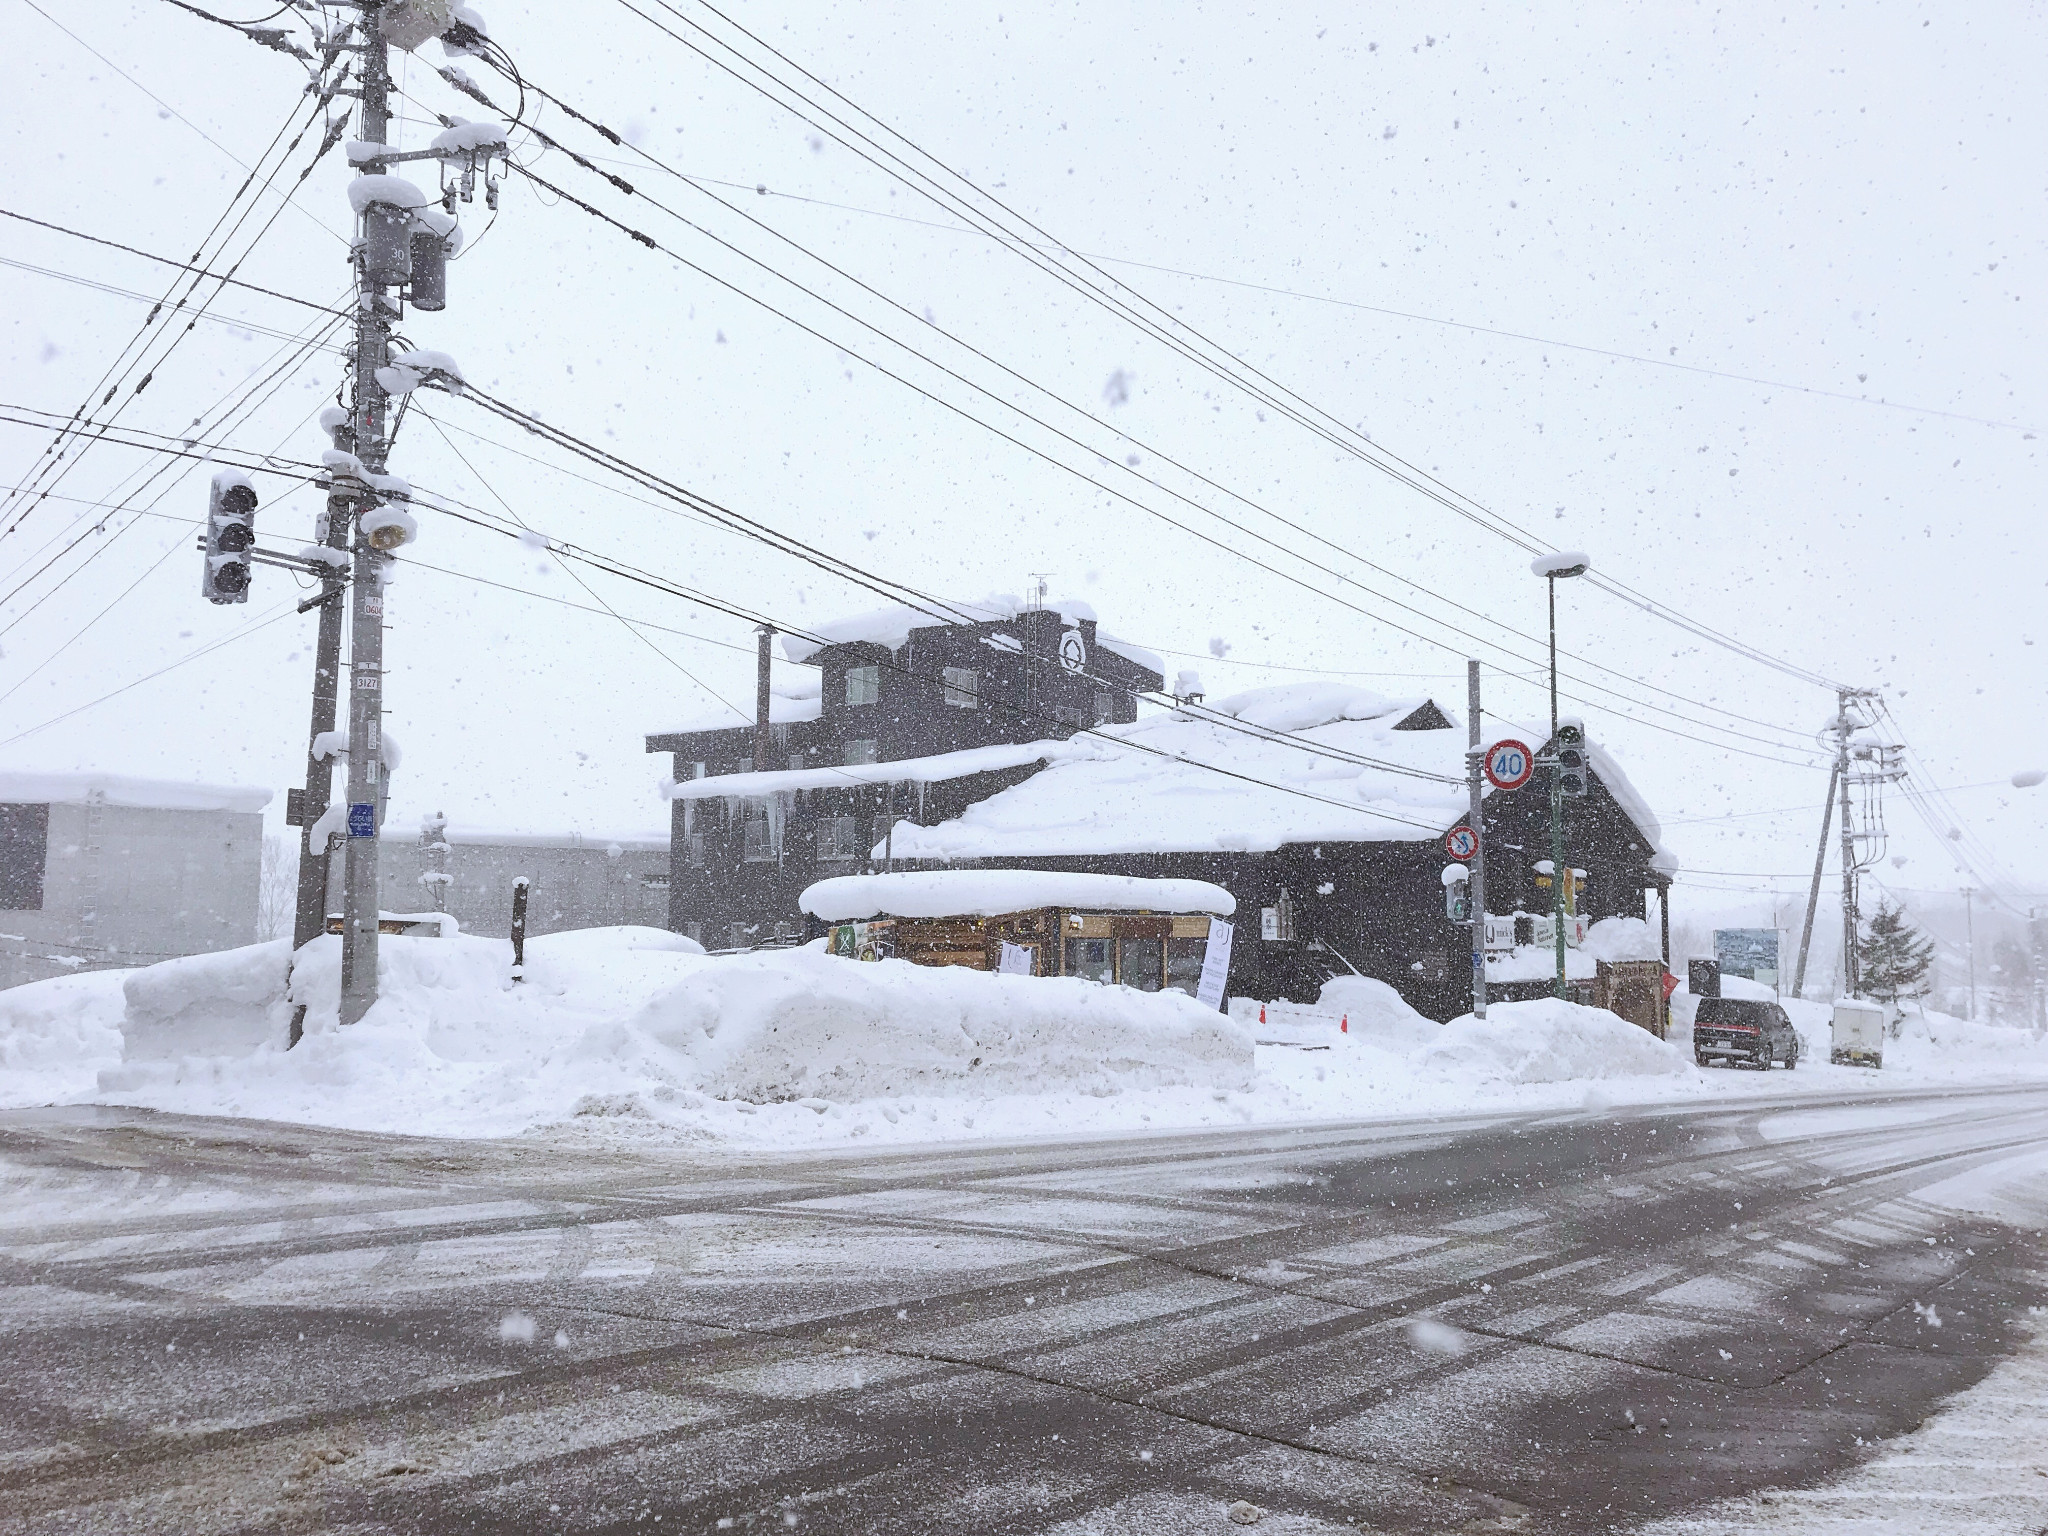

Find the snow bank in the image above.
[
  {"left": 1315, "top": 974, "right": 1442, "bottom": 1051},
  {"left": 801, "top": 870, "right": 1234, "bottom": 920},
  {"left": 1581, "top": 916, "right": 1662, "bottom": 963},
  {"left": 87, "top": 930, "right": 1252, "bottom": 1138},
  {"left": 628, "top": 950, "right": 1252, "bottom": 1104},
  {"left": 0, "top": 970, "right": 127, "bottom": 1106},
  {"left": 1416, "top": 998, "right": 1690, "bottom": 1085},
  {"left": 119, "top": 940, "right": 293, "bottom": 1062}
]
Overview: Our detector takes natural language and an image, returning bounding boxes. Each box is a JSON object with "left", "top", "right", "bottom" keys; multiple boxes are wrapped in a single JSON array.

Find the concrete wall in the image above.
[
  {"left": 1, "top": 800, "right": 263, "bottom": 990},
  {"left": 370, "top": 836, "right": 670, "bottom": 939}
]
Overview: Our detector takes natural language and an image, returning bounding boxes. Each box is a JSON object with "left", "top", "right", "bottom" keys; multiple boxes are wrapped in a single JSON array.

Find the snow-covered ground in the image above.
[{"left": 3, "top": 926, "right": 2046, "bottom": 1148}]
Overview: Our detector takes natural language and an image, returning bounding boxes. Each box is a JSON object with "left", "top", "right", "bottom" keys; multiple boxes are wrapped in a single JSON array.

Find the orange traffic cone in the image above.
[
  {"left": 1341, "top": 1015, "right": 1349, "bottom": 1033},
  {"left": 1259, "top": 1003, "right": 1267, "bottom": 1025}
]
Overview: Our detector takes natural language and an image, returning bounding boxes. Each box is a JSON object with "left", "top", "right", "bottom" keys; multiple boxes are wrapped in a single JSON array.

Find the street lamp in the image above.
[{"left": 1530, "top": 553, "right": 1590, "bottom": 998}]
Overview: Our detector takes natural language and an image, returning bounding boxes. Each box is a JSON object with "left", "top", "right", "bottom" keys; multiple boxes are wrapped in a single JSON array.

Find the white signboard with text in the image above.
[{"left": 1195, "top": 918, "right": 1234, "bottom": 1011}]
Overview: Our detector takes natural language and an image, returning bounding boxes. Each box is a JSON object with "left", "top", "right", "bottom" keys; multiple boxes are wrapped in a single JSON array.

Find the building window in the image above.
[
  {"left": 943, "top": 667, "right": 979, "bottom": 708},
  {"left": 737, "top": 756, "right": 753, "bottom": 775},
  {"left": 1166, "top": 937, "right": 1206, "bottom": 997},
  {"left": 789, "top": 753, "right": 804, "bottom": 770},
  {"left": 642, "top": 874, "right": 670, "bottom": 891},
  {"left": 844, "top": 739, "right": 878, "bottom": 766},
  {"left": 728, "top": 922, "right": 753, "bottom": 950},
  {"left": 690, "top": 761, "right": 707, "bottom": 780},
  {"left": 1094, "top": 691, "right": 1114, "bottom": 723},
  {"left": 818, "top": 815, "right": 862, "bottom": 861},
  {"left": 680, "top": 923, "right": 702, "bottom": 945},
  {"left": 1065, "top": 936, "right": 1114, "bottom": 984},
  {"left": 740, "top": 799, "right": 777, "bottom": 862},
  {"left": 845, "top": 665, "right": 880, "bottom": 706},
  {"left": 0, "top": 803, "right": 49, "bottom": 911},
  {"left": 685, "top": 832, "right": 705, "bottom": 868},
  {"left": 1052, "top": 705, "right": 1084, "bottom": 727}
]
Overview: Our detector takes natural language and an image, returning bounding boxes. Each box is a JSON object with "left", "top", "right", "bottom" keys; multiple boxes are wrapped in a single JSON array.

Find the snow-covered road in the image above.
[{"left": 2, "top": 1086, "right": 2045, "bottom": 1534}]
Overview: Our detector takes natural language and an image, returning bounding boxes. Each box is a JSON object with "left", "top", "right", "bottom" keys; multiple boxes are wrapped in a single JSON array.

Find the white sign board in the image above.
[
  {"left": 997, "top": 941, "right": 1033, "bottom": 976},
  {"left": 1195, "top": 918, "right": 1234, "bottom": 1011}
]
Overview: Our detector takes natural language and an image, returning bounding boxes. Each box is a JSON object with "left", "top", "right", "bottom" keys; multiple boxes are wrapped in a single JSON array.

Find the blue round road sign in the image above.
[{"left": 1484, "top": 739, "right": 1535, "bottom": 791}]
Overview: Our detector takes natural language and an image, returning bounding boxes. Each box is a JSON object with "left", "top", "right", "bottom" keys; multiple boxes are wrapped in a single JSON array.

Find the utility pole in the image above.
[
  {"left": 1839, "top": 701, "right": 1860, "bottom": 1000},
  {"left": 1791, "top": 760, "right": 1839, "bottom": 999},
  {"left": 335, "top": 10, "right": 397, "bottom": 1025},
  {"left": 1466, "top": 659, "right": 1488, "bottom": 1019},
  {"left": 1962, "top": 886, "right": 1977, "bottom": 1021},
  {"left": 290, "top": 426, "right": 356, "bottom": 957}
]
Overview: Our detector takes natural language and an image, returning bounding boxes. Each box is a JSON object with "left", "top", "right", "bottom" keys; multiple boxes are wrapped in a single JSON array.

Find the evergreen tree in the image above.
[{"left": 1857, "top": 901, "right": 1935, "bottom": 1012}]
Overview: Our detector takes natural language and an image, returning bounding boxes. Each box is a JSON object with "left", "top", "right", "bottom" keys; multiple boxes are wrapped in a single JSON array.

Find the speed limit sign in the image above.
[
  {"left": 1444, "top": 825, "right": 1479, "bottom": 861},
  {"left": 1484, "top": 738, "right": 1536, "bottom": 791}
]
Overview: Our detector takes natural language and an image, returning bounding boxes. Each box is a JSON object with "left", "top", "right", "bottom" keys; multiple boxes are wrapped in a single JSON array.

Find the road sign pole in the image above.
[{"left": 1467, "top": 659, "right": 1487, "bottom": 1019}]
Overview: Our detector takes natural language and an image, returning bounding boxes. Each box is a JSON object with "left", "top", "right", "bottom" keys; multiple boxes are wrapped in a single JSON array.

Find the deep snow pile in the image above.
[
  {"left": 0, "top": 969, "right": 128, "bottom": 1105},
  {"left": 89, "top": 928, "right": 1253, "bottom": 1138},
  {"left": 1314, "top": 974, "right": 1442, "bottom": 1052},
  {"left": 1415, "top": 998, "right": 1691, "bottom": 1085}
]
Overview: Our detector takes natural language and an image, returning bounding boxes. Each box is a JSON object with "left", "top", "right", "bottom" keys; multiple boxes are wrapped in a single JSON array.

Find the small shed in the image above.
[{"left": 800, "top": 870, "right": 1234, "bottom": 993}]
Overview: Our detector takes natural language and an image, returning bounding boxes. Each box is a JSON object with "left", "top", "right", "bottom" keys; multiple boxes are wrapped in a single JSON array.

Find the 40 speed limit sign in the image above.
[{"left": 1484, "top": 739, "right": 1536, "bottom": 791}]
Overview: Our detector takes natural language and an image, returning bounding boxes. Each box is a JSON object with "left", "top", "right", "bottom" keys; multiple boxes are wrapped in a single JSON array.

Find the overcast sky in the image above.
[{"left": 1, "top": 0, "right": 2041, "bottom": 931}]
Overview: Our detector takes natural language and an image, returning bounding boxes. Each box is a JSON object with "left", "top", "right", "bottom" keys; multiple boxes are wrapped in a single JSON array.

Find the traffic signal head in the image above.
[
  {"left": 1442, "top": 863, "right": 1472, "bottom": 923},
  {"left": 203, "top": 471, "right": 258, "bottom": 604},
  {"left": 1554, "top": 718, "right": 1589, "bottom": 799}
]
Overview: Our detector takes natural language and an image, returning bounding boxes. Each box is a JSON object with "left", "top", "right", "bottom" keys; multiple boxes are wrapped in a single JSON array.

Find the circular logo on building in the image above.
[{"left": 1058, "top": 627, "right": 1088, "bottom": 675}]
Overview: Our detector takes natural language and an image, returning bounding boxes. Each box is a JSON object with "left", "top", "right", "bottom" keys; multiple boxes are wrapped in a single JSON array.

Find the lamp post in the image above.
[{"left": 1530, "top": 552, "right": 1590, "bottom": 998}]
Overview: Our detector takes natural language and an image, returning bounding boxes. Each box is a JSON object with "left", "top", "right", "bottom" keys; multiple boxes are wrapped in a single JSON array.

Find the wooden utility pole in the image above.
[{"left": 1791, "top": 760, "right": 1839, "bottom": 999}]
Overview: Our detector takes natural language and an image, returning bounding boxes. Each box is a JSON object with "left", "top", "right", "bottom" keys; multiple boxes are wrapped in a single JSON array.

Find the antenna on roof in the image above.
[{"left": 1026, "top": 573, "right": 1051, "bottom": 611}]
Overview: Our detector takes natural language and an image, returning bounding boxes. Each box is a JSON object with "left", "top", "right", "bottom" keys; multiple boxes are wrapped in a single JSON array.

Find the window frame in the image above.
[
  {"left": 845, "top": 664, "right": 880, "bottom": 707},
  {"left": 942, "top": 666, "right": 980, "bottom": 709}
]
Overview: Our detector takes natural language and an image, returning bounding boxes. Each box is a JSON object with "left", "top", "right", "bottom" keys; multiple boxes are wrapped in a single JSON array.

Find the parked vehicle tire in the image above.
[{"left": 1785, "top": 1044, "right": 1799, "bottom": 1070}]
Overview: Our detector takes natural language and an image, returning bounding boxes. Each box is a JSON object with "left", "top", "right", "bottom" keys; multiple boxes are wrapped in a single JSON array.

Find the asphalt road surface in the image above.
[{"left": 3, "top": 1085, "right": 2045, "bottom": 1534}]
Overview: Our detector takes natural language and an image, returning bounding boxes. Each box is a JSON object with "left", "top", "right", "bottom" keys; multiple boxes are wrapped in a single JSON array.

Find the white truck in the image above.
[{"left": 1830, "top": 999, "right": 1886, "bottom": 1069}]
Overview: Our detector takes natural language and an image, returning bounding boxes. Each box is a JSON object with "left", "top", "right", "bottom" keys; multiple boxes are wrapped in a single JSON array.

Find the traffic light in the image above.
[
  {"left": 1442, "top": 863, "right": 1472, "bottom": 923},
  {"left": 1554, "top": 718, "right": 1589, "bottom": 799},
  {"left": 202, "top": 470, "right": 258, "bottom": 604}
]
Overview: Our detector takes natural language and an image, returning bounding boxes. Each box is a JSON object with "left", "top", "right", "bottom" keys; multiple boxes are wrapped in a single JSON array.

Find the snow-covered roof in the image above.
[
  {"left": 778, "top": 594, "right": 1164, "bottom": 677},
  {"left": 659, "top": 674, "right": 823, "bottom": 737},
  {"left": 884, "top": 681, "right": 1666, "bottom": 862},
  {"left": 0, "top": 771, "right": 271, "bottom": 814},
  {"left": 438, "top": 828, "right": 668, "bottom": 851},
  {"left": 801, "top": 870, "right": 1236, "bottom": 921},
  {"left": 663, "top": 738, "right": 1072, "bottom": 802}
]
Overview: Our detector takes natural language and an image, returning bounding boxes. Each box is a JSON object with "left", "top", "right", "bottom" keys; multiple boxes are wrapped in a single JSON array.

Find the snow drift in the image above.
[
  {"left": 1415, "top": 998, "right": 1691, "bottom": 1085},
  {"left": 87, "top": 930, "right": 1253, "bottom": 1137},
  {"left": 0, "top": 970, "right": 128, "bottom": 1106}
]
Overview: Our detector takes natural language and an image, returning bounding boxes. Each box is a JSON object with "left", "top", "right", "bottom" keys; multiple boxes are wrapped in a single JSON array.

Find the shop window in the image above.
[
  {"left": 845, "top": 665, "right": 880, "bottom": 706},
  {"left": 1166, "top": 937, "right": 1207, "bottom": 997},
  {"left": 1118, "top": 938, "right": 1164, "bottom": 992},
  {"left": 1065, "top": 936, "right": 1114, "bottom": 984}
]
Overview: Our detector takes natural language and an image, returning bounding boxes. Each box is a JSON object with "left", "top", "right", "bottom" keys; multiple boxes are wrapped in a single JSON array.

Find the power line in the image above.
[
  {"left": 439, "top": 64, "right": 1821, "bottom": 759},
  {"left": 0, "top": 208, "right": 348, "bottom": 315},
  {"left": 494, "top": 152, "right": 1815, "bottom": 768}
]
